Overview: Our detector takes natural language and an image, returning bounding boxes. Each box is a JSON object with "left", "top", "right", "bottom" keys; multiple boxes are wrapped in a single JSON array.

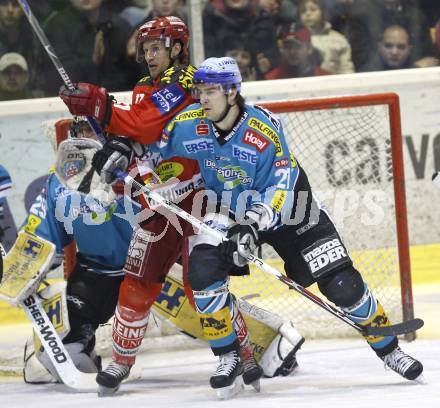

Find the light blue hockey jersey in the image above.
[
  {"left": 21, "top": 173, "right": 141, "bottom": 276},
  {"left": 157, "top": 103, "right": 299, "bottom": 228},
  {"left": 0, "top": 165, "right": 12, "bottom": 210}
]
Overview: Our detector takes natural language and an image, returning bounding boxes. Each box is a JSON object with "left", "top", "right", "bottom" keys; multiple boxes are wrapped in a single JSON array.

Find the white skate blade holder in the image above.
[
  {"left": 215, "top": 375, "right": 244, "bottom": 400},
  {"left": 98, "top": 384, "right": 121, "bottom": 398},
  {"left": 249, "top": 378, "right": 261, "bottom": 392}
]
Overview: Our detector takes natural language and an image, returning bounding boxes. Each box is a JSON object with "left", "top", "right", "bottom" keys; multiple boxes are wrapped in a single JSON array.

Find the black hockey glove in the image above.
[
  {"left": 220, "top": 222, "right": 259, "bottom": 267},
  {"left": 92, "top": 136, "right": 142, "bottom": 184}
]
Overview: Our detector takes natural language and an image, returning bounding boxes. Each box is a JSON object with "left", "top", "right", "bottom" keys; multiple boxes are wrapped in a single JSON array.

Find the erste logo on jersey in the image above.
[
  {"left": 242, "top": 129, "right": 269, "bottom": 152},
  {"left": 152, "top": 83, "right": 185, "bottom": 114},
  {"left": 301, "top": 235, "right": 350, "bottom": 277},
  {"left": 248, "top": 117, "right": 283, "bottom": 157},
  {"left": 232, "top": 144, "right": 257, "bottom": 164},
  {"left": 183, "top": 138, "right": 214, "bottom": 154}
]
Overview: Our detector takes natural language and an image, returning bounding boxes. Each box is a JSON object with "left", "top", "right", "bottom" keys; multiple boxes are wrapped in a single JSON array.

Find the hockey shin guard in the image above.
[
  {"left": 193, "top": 279, "right": 239, "bottom": 355},
  {"left": 112, "top": 305, "right": 150, "bottom": 365},
  {"left": 342, "top": 285, "right": 397, "bottom": 356}
]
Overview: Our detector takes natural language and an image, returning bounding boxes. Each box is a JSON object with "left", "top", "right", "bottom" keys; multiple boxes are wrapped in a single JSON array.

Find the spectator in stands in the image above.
[
  {"left": 27, "top": 0, "right": 65, "bottom": 22},
  {"left": 225, "top": 42, "right": 258, "bottom": 81},
  {"left": 326, "top": 0, "right": 381, "bottom": 71},
  {"left": 259, "top": 0, "right": 297, "bottom": 37},
  {"left": 418, "top": 0, "right": 440, "bottom": 27},
  {"left": 0, "top": 0, "right": 41, "bottom": 91},
  {"left": 0, "top": 52, "right": 35, "bottom": 101},
  {"left": 375, "top": 0, "right": 438, "bottom": 66},
  {"left": 145, "top": 0, "right": 186, "bottom": 22},
  {"left": 203, "top": 0, "right": 279, "bottom": 76},
  {"left": 38, "top": 0, "right": 133, "bottom": 95},
  {"left": 361, "top": 23, "right": 438, "bottom": 72},
  {"left": 265, "top": 27, "right": 330, "bottom": 79},
  {"left": 298, "top": 0, "right": 354, "bottom": 74}
]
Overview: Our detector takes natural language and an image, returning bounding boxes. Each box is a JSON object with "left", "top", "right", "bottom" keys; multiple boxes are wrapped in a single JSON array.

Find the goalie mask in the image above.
[
  {"left": 42, "top": 117, "right": 119, "bottom": 206},
  {"left": 41, "top": 117, "right": 95, "bottom": 151}
]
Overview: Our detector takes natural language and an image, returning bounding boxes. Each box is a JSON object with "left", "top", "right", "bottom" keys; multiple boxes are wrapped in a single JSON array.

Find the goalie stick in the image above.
[
  {"left": 54, "top": 140, "right": 424, "bottom": 338},
  {"left": 22, "top": 293, "right": 97, "bottom": 392},
  {"left": 0, "top": 231, "right": 97, "bottom": 391}
]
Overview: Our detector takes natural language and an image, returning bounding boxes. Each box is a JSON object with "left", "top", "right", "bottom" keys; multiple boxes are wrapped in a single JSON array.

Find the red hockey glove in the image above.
[{"left": 59, "top": 83, "right": 113, "bottom": 127}]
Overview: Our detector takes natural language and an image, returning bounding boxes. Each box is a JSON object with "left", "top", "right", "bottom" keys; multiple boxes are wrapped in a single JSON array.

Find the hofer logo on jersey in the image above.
[
  {"left": 302, "top": 236, "right": 349, "bottom": 276},
  {"left": 242, "top": 130, "right": 269, "bottom": 152}
]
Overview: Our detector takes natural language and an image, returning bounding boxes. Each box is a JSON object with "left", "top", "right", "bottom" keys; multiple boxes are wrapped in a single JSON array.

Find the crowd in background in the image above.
[{"left": 1, "top": 0, "right": 440, "bottom": 101}]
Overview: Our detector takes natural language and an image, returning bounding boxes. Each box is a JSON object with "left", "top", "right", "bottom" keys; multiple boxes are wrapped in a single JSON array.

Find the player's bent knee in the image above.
[
  {"left": 188, "top": 244, "right": 228, "bottom": 291},
  {"left": 118, "top": 276, "right": 162, "bottom": 313},
  {"left": 317, "top": 267, "right": 365, "bottom": 307}
]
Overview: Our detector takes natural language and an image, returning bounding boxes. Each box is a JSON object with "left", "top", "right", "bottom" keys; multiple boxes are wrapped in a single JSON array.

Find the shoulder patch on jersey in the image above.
[
  {"left": 247, "top": 117, "right": 283, "bottom": 157},
  {"left": 152, "top": 83, "right": 186, "bottom": 114},
  {"left": 136, "top": 75, "right": 152, "bottom": 86},
  {"left": 242, "top": 129, "right": 269, "bottom": 152},
  {"left": 161, "top": 64, "right": 196, "bottom": 90}
]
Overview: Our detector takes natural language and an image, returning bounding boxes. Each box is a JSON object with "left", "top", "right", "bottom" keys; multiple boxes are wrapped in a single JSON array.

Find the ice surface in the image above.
[{"left": 0, "top": 338, "right": 438, "bottom": 408}]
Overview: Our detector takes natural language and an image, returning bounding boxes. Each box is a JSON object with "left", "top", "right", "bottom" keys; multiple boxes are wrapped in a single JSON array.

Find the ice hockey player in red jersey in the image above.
[{"left": 59, "top": 16, "right": 304, "bottom": 398}]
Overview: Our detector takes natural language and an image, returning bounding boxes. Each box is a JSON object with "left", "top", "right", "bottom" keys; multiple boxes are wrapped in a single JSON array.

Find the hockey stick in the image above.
[
  {"left": 22, "top": 293, "right": 97, "bottom": 392},
  {"left": 53, "top": 139, "right": 422, "bottom": 337},
  {"left": 112, "top": 170, "right": 423, "bottom": 337},
  {"left": 16, "top": 0, "right": 103, "bottom": 139}
]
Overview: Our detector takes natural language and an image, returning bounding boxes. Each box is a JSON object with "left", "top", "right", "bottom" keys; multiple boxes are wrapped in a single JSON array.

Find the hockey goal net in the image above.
[{"left": 229, "top": 92, "right": 413, "bottom": 340}]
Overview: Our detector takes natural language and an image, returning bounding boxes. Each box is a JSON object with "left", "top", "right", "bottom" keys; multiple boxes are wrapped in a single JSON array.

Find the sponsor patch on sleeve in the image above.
[
  {"left": 242, "top": 129, "right": 269, "bottom": 152},
  {"left": 300, "top": 234, "right": 352, "bottom": 278},
  {"left": 271, "top": 190, "right": 287, "bottom": 213},
  {"left": 152, "top": 83, "right": 186, "bottom": 114},
  {"left": 247, "top": 117, "right": 283, "bottom": 156}
]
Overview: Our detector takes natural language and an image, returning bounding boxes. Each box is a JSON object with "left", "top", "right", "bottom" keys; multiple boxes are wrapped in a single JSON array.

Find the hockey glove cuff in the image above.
[
  {"left": 221, "top": 222, "right": 259, "bottom": 267},
  {"left": 59, "top": 83, "right": 113, "bottom": 127}
]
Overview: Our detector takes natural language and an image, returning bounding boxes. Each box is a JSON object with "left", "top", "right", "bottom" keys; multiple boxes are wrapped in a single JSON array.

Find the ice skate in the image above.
[
  {"left": 381, "top": 346, "right": 423, "bottom": 380},
  {"left": 210, "top": 350, "right": 244, "bottom": 399},
  {"left": 96, "top": 360, "right": 131, "bottom": 396},
  {"left": 242, "top": 354, "right": 263, "bottom": 391}
]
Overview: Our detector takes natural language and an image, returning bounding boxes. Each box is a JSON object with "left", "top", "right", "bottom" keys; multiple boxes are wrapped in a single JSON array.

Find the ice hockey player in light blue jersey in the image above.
[
  {"left": 155, "top": 57, "right": 423, "bottom": 398},
  {"left": 158, "top": 87, "right": 297, "bottom": 230}
]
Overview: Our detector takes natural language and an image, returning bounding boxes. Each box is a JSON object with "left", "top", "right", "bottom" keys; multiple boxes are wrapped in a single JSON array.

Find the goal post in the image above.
[{"left": 228, "top": 92, "right": 414, "bottom": 340}]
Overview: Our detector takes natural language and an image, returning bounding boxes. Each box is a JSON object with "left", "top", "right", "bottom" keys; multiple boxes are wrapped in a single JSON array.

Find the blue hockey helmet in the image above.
[{"left": 194, "top": 57, "right": 242, "bottom": 93}]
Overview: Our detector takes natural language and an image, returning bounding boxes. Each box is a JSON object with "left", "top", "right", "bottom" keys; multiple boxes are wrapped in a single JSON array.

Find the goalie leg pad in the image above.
[
  {"left": 342, "top": 285, "right": 397, "bottom": 357},
  {"left": 259, "top": 322, "right": 305, "bottom": 377},
  {"left": 36, "top": 341, "right": 101, "bottom": 382},
  {"left": 23, "top": 338, "right": 57, "bottom": 384}
]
